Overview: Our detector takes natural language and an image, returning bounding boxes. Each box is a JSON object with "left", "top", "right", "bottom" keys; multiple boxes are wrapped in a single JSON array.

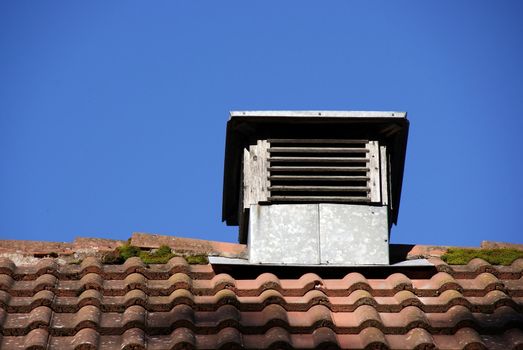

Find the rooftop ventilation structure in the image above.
[{"left": 222, "top": 111, "right": 409, "bottom": 265}]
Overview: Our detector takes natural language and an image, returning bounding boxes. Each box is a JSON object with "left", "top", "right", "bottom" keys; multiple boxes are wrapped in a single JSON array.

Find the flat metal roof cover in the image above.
[
  {"left": 208, "top": 256, "right": 435, "bottom": 279},
  {"left": 222, "top": 111, "right": 409, "bottom": 227},
  {"left": 209, "top": 256, "right": 432, "bottom": 267}
]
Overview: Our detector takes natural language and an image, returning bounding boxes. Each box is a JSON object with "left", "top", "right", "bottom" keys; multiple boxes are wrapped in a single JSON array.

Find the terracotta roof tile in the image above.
[
  {"left": 1, "top": 245, "right": 523, "bottom": 349},
  {"left": 24, "top": 328, "right": 49, "bottom": 349},
  {"left": 1, "top": 327, "right": 522, "bottom": 349},
  {"left": 121, "top": 327, "right": 146, "bottom": 349}
]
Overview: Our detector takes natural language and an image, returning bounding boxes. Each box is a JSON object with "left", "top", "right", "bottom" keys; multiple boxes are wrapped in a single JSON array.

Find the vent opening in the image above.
[{"left": 243, "top": 139, "right": 387, "bottom": 207}]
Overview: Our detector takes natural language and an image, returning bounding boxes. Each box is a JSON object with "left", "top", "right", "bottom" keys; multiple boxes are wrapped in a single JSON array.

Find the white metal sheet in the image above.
[
  {"left": 319, "top": 204, "right": 389, "bottom": 265},
  {"left": 248, "top": 204, "right": 320, "bottom": 264}
]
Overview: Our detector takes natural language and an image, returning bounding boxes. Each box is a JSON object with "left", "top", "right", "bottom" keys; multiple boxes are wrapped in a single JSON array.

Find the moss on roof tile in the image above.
[
  {"left": 102, "top": 244, "right": 208, "bottom": 265},
  {"left": 441, "top": 248, "right": 523, "bottom": 266}
]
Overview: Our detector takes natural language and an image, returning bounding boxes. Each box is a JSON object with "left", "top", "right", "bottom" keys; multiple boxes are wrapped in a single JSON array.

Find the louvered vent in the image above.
[{"left": 243, "top": 139, "right": 389, "bottom": 209}]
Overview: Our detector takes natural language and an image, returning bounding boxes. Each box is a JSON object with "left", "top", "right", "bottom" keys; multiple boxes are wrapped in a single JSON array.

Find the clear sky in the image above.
[{"left": 1, "top": 1, "right": 522, "bottom": 247}]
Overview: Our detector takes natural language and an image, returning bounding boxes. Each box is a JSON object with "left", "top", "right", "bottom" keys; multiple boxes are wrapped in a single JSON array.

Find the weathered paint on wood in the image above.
[
  {"left": 268, "top": 157, "right": 369, "bottom": 163},
  {"left": 268, "top": 166, "right": 369, "bottom": 172},
  {"left": 367, "top": 141, "right": 381, "bottom": 203},
  {"left": 269, "top": 175, "right": 370, "bottom": 181},
  {"left": 268, "top": 196, "right": 371, "bottom": 202},
  {"left": 380, "top": 145, "right": 389, "bottom": 206},
  {"left": 269, "top": 147, "right": 369, "bottom": 153},
  {"left": 243, "top": 140, "right": 270, "bottom": 208},
  {"left": 244, "top": 139, "right": 386, "bottom": 206},
  {"left": 269, "top": 186, "right": 369, "bottom": 192}
]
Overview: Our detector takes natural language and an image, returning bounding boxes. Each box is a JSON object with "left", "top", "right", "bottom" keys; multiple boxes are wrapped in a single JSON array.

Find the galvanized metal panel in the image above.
[
  {"left": 248, "top": 204, "right": 319, "bottom": 264},
  {"left": 208, "top": 256, "right": 433, "bottom": 267},
  {"left": 248, "top": 203, "right": 389, "bottom": 266},
  {"left": 319, "top": 204, "right": 389, "bottom": 265}
]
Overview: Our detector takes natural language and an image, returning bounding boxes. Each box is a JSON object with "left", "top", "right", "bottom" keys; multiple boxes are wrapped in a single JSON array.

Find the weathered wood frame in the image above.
[
  {"left": 366, "top": 141, "right": 381, "bottom": 203},
  {"left": 243, "top": 140, "right": 270, "bottom": 208},
  {"left": 243, "top": 139, "right": 389, "bottom": 207}
]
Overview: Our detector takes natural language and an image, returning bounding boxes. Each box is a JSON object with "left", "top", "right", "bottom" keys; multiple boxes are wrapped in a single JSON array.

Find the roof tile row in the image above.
[
  {"left": 3, "top": 256, "right": 523, "bottom": 280},
  {"left": 2, "top": 303, "right": 522, "bottom": 336},
  {"left": 2, "top": 326, "right": 523, "bottom": 349},
  {"left": 2, "top": 269, "right": 521, "bottom": 298},
  {"left": 1, "top": 284, "right": 522, "bottom": 313},
  {"left": 1, "top": 256, "right": 522, "bottom": 349}
]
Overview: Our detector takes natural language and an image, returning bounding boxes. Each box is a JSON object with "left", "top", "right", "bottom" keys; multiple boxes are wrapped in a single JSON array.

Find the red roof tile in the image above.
[
  {"left": 0, "top": 234, "right": 522, "bottom": 349},
  {"left": 0, "top": 249, "right": 522, "bottom": 349}
]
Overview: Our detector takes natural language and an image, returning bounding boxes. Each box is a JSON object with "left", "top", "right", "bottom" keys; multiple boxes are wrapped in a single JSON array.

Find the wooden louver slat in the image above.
[
  {"left": 268, "top": 157, "right": 369, "bottom": 163},
  {"left": 268, "top": 166, "right": 369, "bottom": 172},
  {"left": 269, "top": 175, "right": 370, "bottom": 181},
  {"left": 268, "top": 196, "right": 371, "bottom": 202},
  {"left": 268, "top": 147, "right": 369, "bottom": 153},
  {"left": 268, "top": 186, "right": 370, "bottom": 192}
]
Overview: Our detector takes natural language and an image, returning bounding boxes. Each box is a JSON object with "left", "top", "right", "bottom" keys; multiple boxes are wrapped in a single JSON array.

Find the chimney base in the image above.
[{"left": 248, "top": 204, "right": 389, "bottom": 265}]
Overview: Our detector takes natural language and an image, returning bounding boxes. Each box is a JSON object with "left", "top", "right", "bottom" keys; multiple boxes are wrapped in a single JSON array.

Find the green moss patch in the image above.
[
  {"left": 441, "top": 248, "right": 523, "bottom": 266},
  {"left": 185, "top": 255, "right": 209, "bottom": 265},
  {"left": 139, "top": 245, "right": 176, "bottom": 264},
  {"left": 118, "top": 244, "right": 142, "bottom": 261},
  {"left": 101, "top": 244, "right": 208, "bottom": 265}
]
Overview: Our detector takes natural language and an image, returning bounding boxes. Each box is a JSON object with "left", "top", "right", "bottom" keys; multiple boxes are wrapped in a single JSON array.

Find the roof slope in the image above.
[{"left": 0, "top": 255, "right": 522, "bottom": 349}]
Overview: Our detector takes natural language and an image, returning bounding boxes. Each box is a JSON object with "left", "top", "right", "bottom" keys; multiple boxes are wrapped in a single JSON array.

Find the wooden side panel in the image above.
[
  {"left": 243, "top": 148, "right": 252, "bottom": 209},
  {"left": 243, "top": 140, "right": 270, "bottom": 208},
  {"left": 258, "top": 140, "right": 270, "bottom": 202},
  {"left": 367, "top": 141, "right": 381, "bottom": 203},
  {"left": 380, "top": 145, "right": 389, "bottom": 206}
]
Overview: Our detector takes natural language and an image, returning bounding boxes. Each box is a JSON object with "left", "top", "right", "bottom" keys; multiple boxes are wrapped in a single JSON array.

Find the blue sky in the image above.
[{"left": 1, "top": 1, "right": 522, "bottom": 247}]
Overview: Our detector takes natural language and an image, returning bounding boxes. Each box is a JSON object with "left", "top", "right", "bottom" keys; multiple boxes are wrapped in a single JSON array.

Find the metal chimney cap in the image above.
[
  {"left": 229, "top": 110, "right": 406, "bottom": 118},
  {"left": 222, "top": 110, "right": 409, "bottom": 227}
]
